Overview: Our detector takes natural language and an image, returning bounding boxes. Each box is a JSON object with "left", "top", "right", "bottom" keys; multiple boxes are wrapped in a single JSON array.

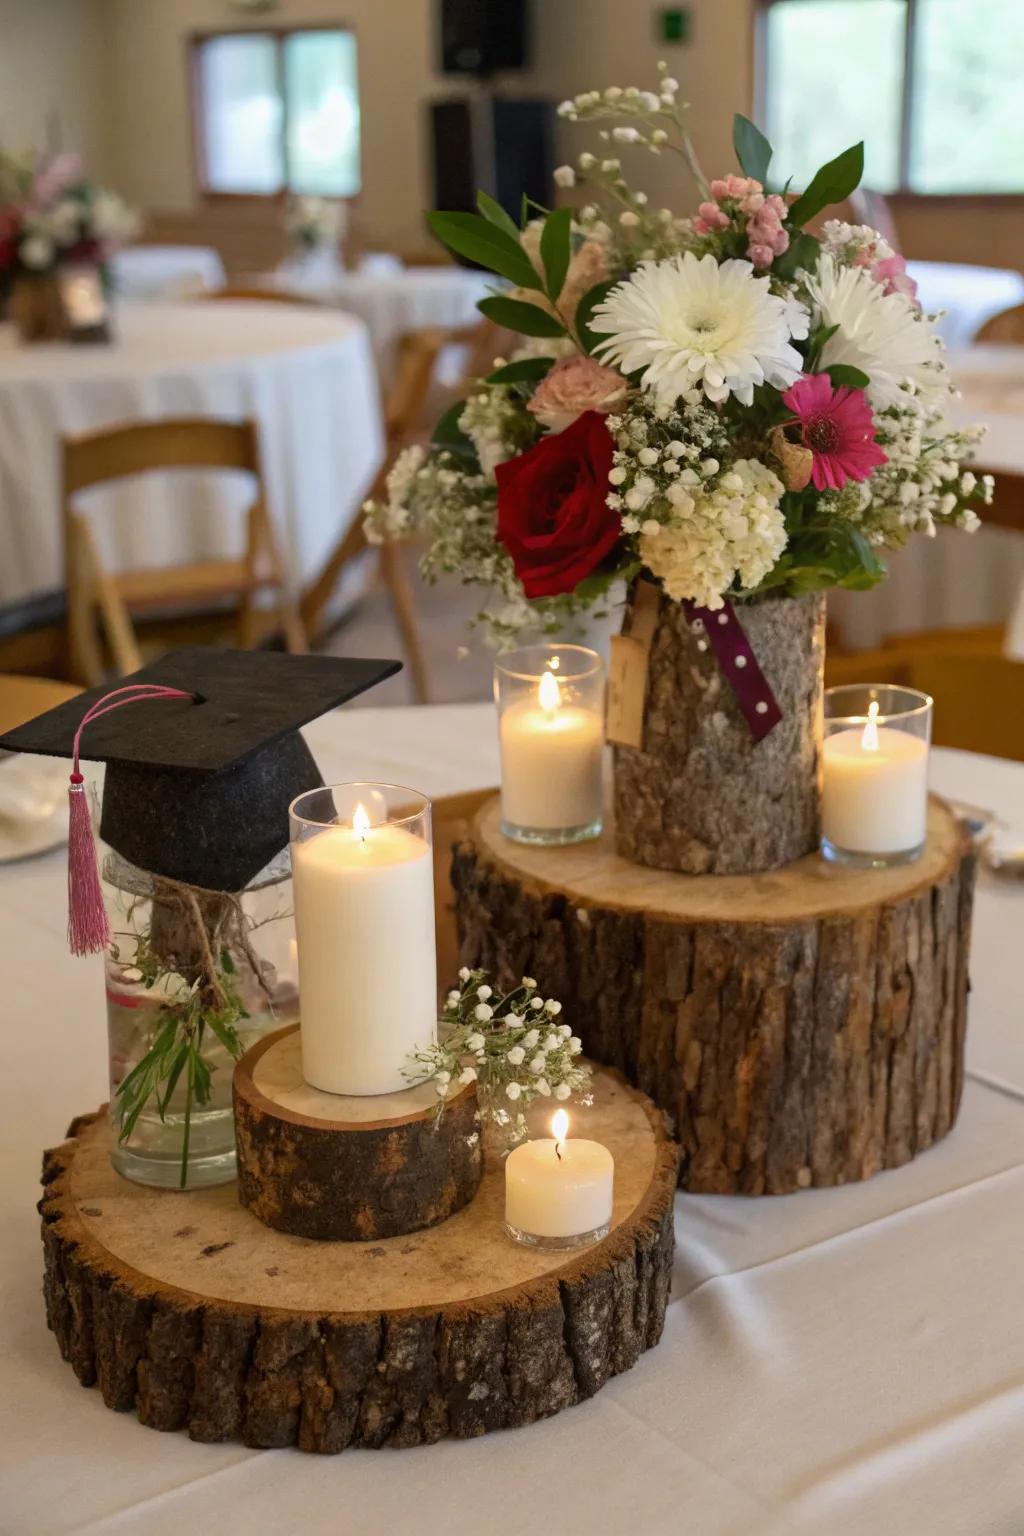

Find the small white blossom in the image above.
[
  {"left": 530, "top": 1054, "right": 547, "bottom": 1074},
  {"left": 505, "top": 1082, "right": 523, "bottom": 1101},
  {"left": 619, "top": 211, "right": 640, "bottom": 228},
  {"left": 474, "top": 1003, "right": 494, "bottom": 1021},
  {"left": 554, "top": 1083, "right": 572, "bottom": 1101},
  {"left": 553, "top": 165, "right": 576, "bottom": 187},
  {"left": 446, "top": 990, "right": 461, "bottom": 1007},
  {"left": 545, "top": 999, "right": 563, "bottom": 1016},
  {"left": 507, "top": 1046, "right": 526, "bottom": 1065},
  {"left": 465, "top": 1032, "right": 485, "bottom": 1052},
  {"left": 544, "top": 1033, "right": 561, "bottom": 1052},
  {"left": 436, "top": 1081, "right": 450, "bottom": 1098},
  {"left": 476, "top": 985, "right": 492, "bottom": 1001},
  {"left": 459, "top": 1066, "right": 478, "bottom": 1084},
  {"left": 522, "top": 976, "right": 537, "bottom": 989},
  {"left": 569, "top": 1037, "right": 583, "bottom": 1055},
  {"left": 523, "top": 1028, "right": 540, "bottom": 1048},
  {"left": 458, "top": 966, "right": 471, "bottom": 981},
  {"left": 530, "top": 997, "right": 544, "bottom": 1010}
]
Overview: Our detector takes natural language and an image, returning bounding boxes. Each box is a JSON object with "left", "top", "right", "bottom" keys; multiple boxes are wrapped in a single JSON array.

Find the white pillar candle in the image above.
[
  {"left": 294, "top": 807, "right": 437, "bottom": 1095},
  {"left": 821, "top": 703, "right": 929, "bottom": 856},
  {"left": 505, "top": 1110, "right": 614, "bottom": 1244},
  {"left": 499, "top": 669, "right": 604, "bottom": 831}
]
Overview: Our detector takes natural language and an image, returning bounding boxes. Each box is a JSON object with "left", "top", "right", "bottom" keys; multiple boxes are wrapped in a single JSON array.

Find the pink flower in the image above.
[
  {"left": 749, "top": 243, "right": 775, "bottom": 269},
  {"left": 29, "top": 152, "right": 82, "bottom": 209},
  {"left": 696, "top": 200, "right": 730, "bottom": 231},
  {"left": 781, "top": 374, "right": 888, "bottom": 491},
  {"left": 527, "top": 354, "right": 628, "bottom": 434},
  {"left": 873, "top": 253, "right": 918, "bottom": 302}
]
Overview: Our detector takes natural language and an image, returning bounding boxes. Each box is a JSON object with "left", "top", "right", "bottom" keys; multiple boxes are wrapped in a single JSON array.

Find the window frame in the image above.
[
  {"left": 187, "top": 22, "right": 361, "bottom": 204},
  {"left": 754, "top": 0, "right": 1024, "bottom": 203}
]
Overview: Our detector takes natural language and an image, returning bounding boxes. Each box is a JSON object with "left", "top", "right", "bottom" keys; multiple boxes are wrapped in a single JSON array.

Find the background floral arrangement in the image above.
[
  {"left": 366, "top": 66, "right": 992, "bottom": 643},
  {"left": 407, "top": 967, "right": 591, "bottom": 1141},
  {"left": 283, "top": 194, "right": 343, "bottom": 254},
  {"left": 0, "top": 150, "right": 138, "bottom": 281}
]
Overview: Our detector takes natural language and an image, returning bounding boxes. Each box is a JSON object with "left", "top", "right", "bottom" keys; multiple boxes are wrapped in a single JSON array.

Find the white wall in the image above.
[{"left": 0, "top": 0, "right": 109, "bottom": 172}]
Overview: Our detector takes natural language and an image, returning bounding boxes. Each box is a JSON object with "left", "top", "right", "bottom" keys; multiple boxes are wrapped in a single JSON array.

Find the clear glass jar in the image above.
[
  {"left": 821, "top": 684, "right": 932, "bottom": 868},
  {"left": 494, "top": 644, "right": 605, "bottom": 846},
  {"left": 103, "top": 845, "right": 296, "bottom": 1189}
]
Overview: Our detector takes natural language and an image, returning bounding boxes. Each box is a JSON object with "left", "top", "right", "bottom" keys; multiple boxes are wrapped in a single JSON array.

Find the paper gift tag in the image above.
[{"left": 606, "top": 581, "right": 661, "bottom": 749}]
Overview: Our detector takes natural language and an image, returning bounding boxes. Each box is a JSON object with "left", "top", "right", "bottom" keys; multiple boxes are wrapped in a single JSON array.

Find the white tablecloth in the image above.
[
  {"left": 109, "top": 246, "right": 227, "bottom": 301},
  {"left": 0, "top": 301, "right": 384, "bottom": 609},
  {"left": 2, "top": 702, "right": 1023, "bottom": 1535},
  {"left": 906, "top": 261, "right": 1024, "bottom": 349},
  {"left": 264, "top": 262, "right": 492, "bottom": 382},
  {"left": 830, "top": 343, "right": 1024, "bottom": 650}
]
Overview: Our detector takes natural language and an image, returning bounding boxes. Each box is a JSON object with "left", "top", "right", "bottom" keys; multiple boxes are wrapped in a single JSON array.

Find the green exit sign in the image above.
[{"left": 658, "top": 6, "right": 692, "bottom": 44}]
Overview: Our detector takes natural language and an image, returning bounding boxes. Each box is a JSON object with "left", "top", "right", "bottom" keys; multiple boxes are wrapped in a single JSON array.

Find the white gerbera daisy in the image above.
[
  {"left": 590, "top": 252, "right": 807, "bottom": 408},
  {"left": 804, "top": 253, "right": 946, "bottom": 412}
]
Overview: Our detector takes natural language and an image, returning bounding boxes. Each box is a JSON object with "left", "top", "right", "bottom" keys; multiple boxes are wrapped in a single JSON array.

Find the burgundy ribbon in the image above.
[{"left": 681, "top": 599, "right": 782, "bottom": 742}]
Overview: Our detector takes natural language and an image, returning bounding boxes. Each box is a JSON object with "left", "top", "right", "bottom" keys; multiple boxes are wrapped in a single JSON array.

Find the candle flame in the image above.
[
  {"left": 552, "top": 1108, "right": 569, "bottom": 1147},
  {"left": 862, "top": 700, "right": 880, "bottom": 753},
  {"left": 538, "top": 669, "right": 561, "bottom": 713},
  {"left": 352, "top": 802, "right": 370, "bottom": 841}
]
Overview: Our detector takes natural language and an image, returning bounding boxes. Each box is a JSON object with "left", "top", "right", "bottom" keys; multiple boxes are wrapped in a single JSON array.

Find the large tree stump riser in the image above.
[
  {"left": 452, "top": 817, "right": 976, "bottom": 1196},
  {"left": 39, "top": 1091, "right": 677, "bottom": 1451}
]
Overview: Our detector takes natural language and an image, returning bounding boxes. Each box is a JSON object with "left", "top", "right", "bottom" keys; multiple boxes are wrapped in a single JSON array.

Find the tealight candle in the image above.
[
  {"left": 495, "top": 645, "right": 605, "bottom": 845},
  {"left": 821, "top": 686, "right": 932, "bottom": 867},
  {"left": 504, "top": 1109, "right": 614, "bottom": 1249},
  {"left": 290, "top": 783, "right": 437, "bottom": 1095}
]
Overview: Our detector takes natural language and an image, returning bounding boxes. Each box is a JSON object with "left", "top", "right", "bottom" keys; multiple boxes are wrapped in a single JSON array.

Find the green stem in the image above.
[{"left": 179, "top": 1048, "right": 194, "bottom": 1190}]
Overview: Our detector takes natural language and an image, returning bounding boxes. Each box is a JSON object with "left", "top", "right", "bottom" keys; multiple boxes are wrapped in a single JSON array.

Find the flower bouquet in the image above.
[
  {"left": 0, "top": 150, "right": 138, "bottom": 341},
  {"left": 367, "top": 66, "right": 991, "bottom": 875},
  {"left": 282, "top": 194, "right": 345, "bottom": 274}
]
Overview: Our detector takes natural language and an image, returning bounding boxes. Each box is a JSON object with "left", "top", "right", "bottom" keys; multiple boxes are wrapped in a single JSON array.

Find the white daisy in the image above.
[
  {"left": 803, "top": 253, "right": 946, "bottom": 412},
  {"left": 590, "top": 252, "right": 807, "bottom": 408}
]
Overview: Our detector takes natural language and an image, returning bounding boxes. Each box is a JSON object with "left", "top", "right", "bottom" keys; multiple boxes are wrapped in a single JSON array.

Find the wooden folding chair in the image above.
[
  {"left": 300, "top": 320, "right": 503, "bottom": 702},
  {"left": 974, "top": 304, "right": 1024, "bottom": 344},
  {"left": 62, "top": 417, "right": 307, "bottom": 685},
  {"left": 197, "top": 285, "right": 319, "bottom": 306}
]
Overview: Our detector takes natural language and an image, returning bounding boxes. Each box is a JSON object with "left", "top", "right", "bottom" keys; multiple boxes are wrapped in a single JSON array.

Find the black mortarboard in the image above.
[{"left": 0, "top": 648, "right": 401, "bottom": 890}]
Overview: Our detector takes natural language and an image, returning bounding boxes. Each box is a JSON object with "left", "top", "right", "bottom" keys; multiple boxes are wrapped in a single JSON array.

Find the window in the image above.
[
  {"left": 760, "top": 0, "right": 1024, "bottom": 194},
  {"left": 192, "top": 28, "right": 361, "bottom": 198}
]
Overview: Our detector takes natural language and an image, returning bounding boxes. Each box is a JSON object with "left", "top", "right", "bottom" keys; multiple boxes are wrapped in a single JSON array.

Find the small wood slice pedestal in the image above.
[
  {"left": 39, "top": 1065, "right": 678, "bottom": 1452},
  {"left": 234, "top": 1025, "right": 482, "bottom": 1240},
  {"left": 453, "top": 794, "right": 976, "bottom": 1195}
]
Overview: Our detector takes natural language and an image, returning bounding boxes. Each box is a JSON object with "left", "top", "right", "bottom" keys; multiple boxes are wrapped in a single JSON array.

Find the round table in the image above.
[
  {"left": 109, "top": 245, "right": 227, "bottom": 300},
  {"left": 0, "top": 300, "right": 384, "bottom": 612},
  {"left": 829, "top": 343, "right": 1024, "bottom": 651},
  {"left": 265, "top": 260, "right": 493, "bottom": 382},
  {"left": 1, "top": 701, "right": 1023, "bottom": 1534}
]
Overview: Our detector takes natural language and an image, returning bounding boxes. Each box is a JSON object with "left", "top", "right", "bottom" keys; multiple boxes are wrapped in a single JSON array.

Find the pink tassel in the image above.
[
  {"left": 65, "top": 683, "right": 194, "bottom": 958},
  {"left": 67, "top": 772, "right": 111, "bottom": 957}
]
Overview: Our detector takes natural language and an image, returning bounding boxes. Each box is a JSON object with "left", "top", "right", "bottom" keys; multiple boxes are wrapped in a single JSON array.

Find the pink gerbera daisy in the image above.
[{"left": 781, "top": 374, "right": 887, "bottom": 491}]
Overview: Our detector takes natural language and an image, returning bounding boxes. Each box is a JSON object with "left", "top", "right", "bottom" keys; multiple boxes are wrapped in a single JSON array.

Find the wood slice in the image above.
[
  {"left": 453, "top": 793, "right": 976, "bottom": 1195},
  {"left": 39, "top": 1064, "right": 679, "bottom": 1451},
  {"left": 613, "top": 587, "right": 825, "bottom": 874},
  {"left": 234, "top": 1025, "right": 483, "bottom": 1241}
]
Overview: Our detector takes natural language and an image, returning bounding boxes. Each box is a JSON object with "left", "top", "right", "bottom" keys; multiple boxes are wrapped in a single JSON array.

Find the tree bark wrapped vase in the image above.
[
  {"left": 613, "top": 585, "right": 826, "bottom": 875},
  {"left": 9, "top": 274, "right": 66, "bottom": 343}
]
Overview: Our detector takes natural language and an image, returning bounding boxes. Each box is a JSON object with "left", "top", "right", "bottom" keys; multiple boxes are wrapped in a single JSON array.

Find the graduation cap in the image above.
[{"left": 0, "top": 648, "right": 401, "bottom": 949}]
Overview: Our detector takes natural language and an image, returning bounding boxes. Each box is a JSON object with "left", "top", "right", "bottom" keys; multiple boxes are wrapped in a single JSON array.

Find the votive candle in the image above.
[
  {"left": 821, "top": 686, "right": 931, "bottom": 867},
  {"left": 504, "top": 1109, "right": 614, "bottom": 1249}
]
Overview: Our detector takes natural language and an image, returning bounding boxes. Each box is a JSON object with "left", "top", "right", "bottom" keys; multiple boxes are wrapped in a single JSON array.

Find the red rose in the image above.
[{"left": 495, "top": 410, "right": 618, "bottom": 598}]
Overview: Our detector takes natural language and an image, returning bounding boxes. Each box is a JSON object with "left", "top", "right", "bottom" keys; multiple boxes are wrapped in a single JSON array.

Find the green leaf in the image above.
[
  {"left": 219, "top": 947, "right": 235, "bottom": 975},
  {"left": 156, "top": 1043, "right": 189, "bottom": 1120},
  {"left": 574, "top": 278, "right": 619, "bottom": 354},
  {"left": 772, "top": 230, "right": 819, "bottom": 280},
  {"left": 788, "top": 142, "right": 865, "bottom": 228},
  {"left": 476, "top": 190, "right": 519, "bottom": 241},
  {"left": 733, "top": 114, "right": 772, "bottom": 185},
  {"left": 539, "top": 207, "right": 572, "bottom": 301},
  {"left": 427, "top": 211, "right": 542, "bottom": 290},
  {"left": 575, "top": 559, "right": 641, "bottom": 603},
  {"left": 825, "top": 363, "right": 871, "bottom": 390},
  {"left": 477, "top": 295, "right": 566, "bottom": 338},
  {"left": 485, "top": 357, "right": 555, "bottom": 384}
]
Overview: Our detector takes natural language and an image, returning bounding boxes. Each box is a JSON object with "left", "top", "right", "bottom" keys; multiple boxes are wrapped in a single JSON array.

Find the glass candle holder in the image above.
[
  {"left": 290, "top": 782, "right": 437, "bottom": 1096},
  {"left": 821, "top": 685, "right": 932, "bottom": 868},
  {"left": 495, "top": 644, "right": 605, "bottom": 846}
]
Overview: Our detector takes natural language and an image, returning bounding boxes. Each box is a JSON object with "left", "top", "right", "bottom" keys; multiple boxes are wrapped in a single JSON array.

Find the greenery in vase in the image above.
[
  {"left": 365, "top": 63, "right": 992, "bottom": 645},
  {"left": 407, "top": 968, "right": 591, "bottom": 1142}
]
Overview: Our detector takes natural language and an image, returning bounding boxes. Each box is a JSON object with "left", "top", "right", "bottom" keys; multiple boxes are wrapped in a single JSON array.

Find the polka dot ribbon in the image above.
[{"left": 681, "top": 599, "right": 782, "bottom": 742}]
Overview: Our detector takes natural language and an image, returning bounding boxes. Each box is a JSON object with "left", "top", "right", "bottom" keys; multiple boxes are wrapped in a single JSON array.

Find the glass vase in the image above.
[{"left": 103, "top": 844, "right": 296, "bottom": 1189}]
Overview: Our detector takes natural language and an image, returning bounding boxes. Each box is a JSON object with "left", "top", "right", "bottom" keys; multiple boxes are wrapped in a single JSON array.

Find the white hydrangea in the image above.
[{"left": 640, "top": 458, "right": 788, "bottom": 609}]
